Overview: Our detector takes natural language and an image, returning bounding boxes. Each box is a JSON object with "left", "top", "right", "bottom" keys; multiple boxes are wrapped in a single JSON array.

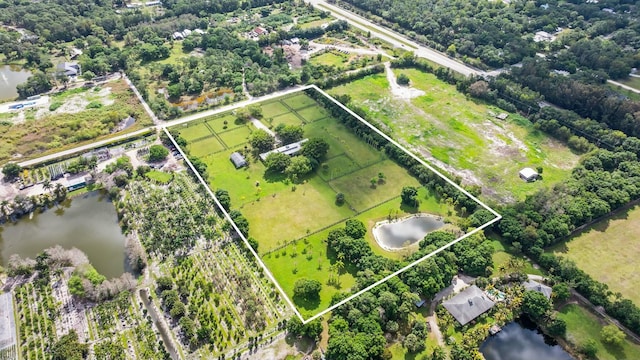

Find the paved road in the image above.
[
  {"left": 306, "top": 0, "right": 482, "bottom": 77},
  {"left": 608, "top": 79, "right": 640, "bottom": 94}
]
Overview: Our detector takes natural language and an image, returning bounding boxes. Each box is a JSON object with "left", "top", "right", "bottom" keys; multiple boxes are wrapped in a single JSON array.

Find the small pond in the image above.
[
  {"left": 0, "top": 65, "right": 31, "bottom": 100},
  {"left": 0, "top": 191, "right": 127, "bottom": 279},
  {"left": 373, "top": 214, "right": 444, "bottom": 250},
  {"left": 480, "top": 317, "right": 574, "bottom": 360}
]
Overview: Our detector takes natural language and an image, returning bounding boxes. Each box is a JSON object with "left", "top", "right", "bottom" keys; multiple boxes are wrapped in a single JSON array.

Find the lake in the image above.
[
  {"left": 0, "top": 65, "right": 31, "bottom": 100},
  {"left": 480, "top": 318, "right": 574, "bottom": 360},
  {"left": 0, "top": 192, "right": 127, "bottom": 279},
  {"left": 372, "top": 214, "right": 444, "bottom": 250}
]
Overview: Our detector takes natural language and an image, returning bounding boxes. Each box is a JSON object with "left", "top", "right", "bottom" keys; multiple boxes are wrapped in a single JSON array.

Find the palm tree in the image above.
[{"left": 43, "top": 179, "right": 52, "bottom": 193}]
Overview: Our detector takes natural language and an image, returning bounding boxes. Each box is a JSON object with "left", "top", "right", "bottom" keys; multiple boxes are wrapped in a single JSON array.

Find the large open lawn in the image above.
[
  {"left": 558, "top": 304, "right": 640, "bottom": 360},
  {"left": 330, "top": 69, "right": 581, "bottom": 203},
  {"left": 172, "top": 89, "right": 476, "bottom": 318},
  {"left": 550, "top": 204, "right": 640, "bottom": 305}
]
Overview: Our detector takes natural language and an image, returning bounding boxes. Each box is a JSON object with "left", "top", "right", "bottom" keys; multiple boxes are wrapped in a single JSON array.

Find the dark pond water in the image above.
[
  {"left": 480, "top": 317, "right": 574, "bottom": 360},
  {"left": 373, "top": 215, "right": 444, "bottom": 249},
  {"left": 0, "top": 65, "right": 31, "bottom": 100},
  {"left": 0, "top": 192, "right": 126, "bottom": 278}
]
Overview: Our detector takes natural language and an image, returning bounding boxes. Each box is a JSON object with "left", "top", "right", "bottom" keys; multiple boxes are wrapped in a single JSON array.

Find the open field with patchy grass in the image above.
[
  {"left": 0, "top": 79, "right": 152, "bottom": 164},
  {"left": 173, "top": 90, "right": 466, "bottom": 318},
  {"left": 558, "top": 304, "right": 640, "bottom": 360},
  {"left": 310, "top": 51, "right": 348, "bottom": 67},
  {"left": 550, "top": 204, "right": 640, "bottom": 305},
  {"left": 330, "top": 70, "right": 581, "bottom": 203}
]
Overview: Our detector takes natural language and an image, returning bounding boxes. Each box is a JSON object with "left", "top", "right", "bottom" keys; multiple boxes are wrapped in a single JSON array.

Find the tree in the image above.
[
  {"left": 236, "top": 107, "right": 252, "bottom": 123},
  {"left": 601, "top": 325, "right": 625, "bottom": 346},
  {"left": 248, "top": 105, "right": 262, "bottom": 118},
  {"left": 293, "top": 278, "right": 322, "bottom": 300},
  {"left": 264, "top": 152, "right": 291, "bottom": 173},
  {"left": 522, "top": 291, "right": 552, "bottom": 321},
  {"left": 345, "top": 219, "right": 366, "bottom": 239},
  {"left": 401, "top": 186, "right": 419, "bottom": 207},
  {"left": 215, "top": 189, "right": 231, "bottom": 210},
  {"left": 552, "top": 283, "right": 571, "bottom": 304},
  {"left": 52, "top": 330, "right": 88, "bottom": 360},
  {"left": 335, "top": 192, "right": 345, "bottom": 205},
  {"left": 148, "top": 145, "right": 169, "bottom": 162},
  {"left": 403, "top": 333, "right": 425, "bottom": 353},
  {"left": 397, "top": 73, "right": 410, "bottom": 85},
  {"left": 82, "top": 70, "right": 96, "bottom": 81},
  {"left": 249, "top": 129, "right": 275, "bottom": 152},
  {"left": 275, "top": 124, "right": 304, "bottom": 145},
  {"left": 2, "top": 163, "right": 22, "bottom": 180},
  {"left": 547, "top": 318, "right": 567, "bottom": 337},
  {"left": 156, "top": 276, "right": 173, "bottom": 292},
  {"left": 581, "top": 339, "right": 598, "bottom": 358},
  {"left": 301, "top": 138, "right": 330, "bottom": 161},
  {"left": 285, "top": 156, "right": 312, "bottom": 180}
]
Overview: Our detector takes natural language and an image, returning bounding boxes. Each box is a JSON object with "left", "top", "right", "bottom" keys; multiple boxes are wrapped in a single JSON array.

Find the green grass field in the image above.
[
  {"left": 310, "top": 52, "right": 348, "bottom": 67},
  {"left": 558, "top": 304, "right": 640, "bottom": 360},
  {"left": 178, "top": 123, "right": 212, "bottom": 142},
  {"left": 207, "top": 114, "right": 242, "bottom": 133},
  {"left": 619, "top": 76, "right": 640, "bottom": 91},
  {"left": 187, "top": 136, "right": 226, "bottom": 157},
  {"left": 145, "top": 170, "right": 173, "bottom": 184},
  {"left": 550, "top": 204, "right": 640, "bottom": 305},
  {"left": 261, "top": 100, "right": 290, "bottom": 118},
  {"left": 283, "top": 93, "right": 317, "bottom": 110},
  {"left": 297, "top": 105, "right": 329, "bottom": 122},
  {"left": 218, "top": 126, "right": 252, "bottom": 148},
  {"left": 330, "top": 70, "right": 581, "bottom": 203},
  {"left": 172, "top": 90, "right": 467, "bottom": 318},
  {"left": 271, "top": 112, "right": 304, "bottom": 127}
]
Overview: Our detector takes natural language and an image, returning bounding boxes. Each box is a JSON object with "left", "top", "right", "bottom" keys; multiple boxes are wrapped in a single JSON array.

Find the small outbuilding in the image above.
[
  {"left": 519, "top": 167, "right": 539, "bottom": 182},
  {"left": 230, "top": 152, "right": 247, "bottom": 168},
  {"left": 523, "top": 279, "right": 553, "bottom": 299}
]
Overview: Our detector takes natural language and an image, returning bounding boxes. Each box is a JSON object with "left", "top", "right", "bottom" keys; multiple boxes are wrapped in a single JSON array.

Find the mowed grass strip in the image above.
[
  {"left": 550, "top": 204, "right": 640, "bottom": 305},
  {"left": 187, "top": 136, "right": 226, "bottom": 158},
  {"left": 261, "top": 100, "right": 290, "bottom": 118},
  {"left": 305, "top": 118, "right": 383, "bottom": 165},
  {"left": 297, "top": 105, "right": 329, "bottom": 123},
  {"left": 282, "top": 93, "right": 318, "bottom": 110},
  {"left": 178, "top": 122, "right": 212, "bottom": 142},
  {"left": 207, "top": 114, "right": 243, "bottom": 133},
  {"left": 218, "top": 126, "right": 252, "bottom": 148},
  {"left": 329, "top": 159, "right": 420, "bottom": 211},
  {"left": 558, "top": 304, "right": 640, "bottom": 360},
  {"left": 240, "top": 177, "right": 353, "bottom": 252}
]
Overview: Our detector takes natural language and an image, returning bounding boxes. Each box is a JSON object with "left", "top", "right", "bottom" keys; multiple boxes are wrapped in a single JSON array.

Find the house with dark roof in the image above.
[
  {"left": 443, "top": 285, "right": 495, "bottom": 325},
  {"left": 523, "top": 279, "right": 553, "bottom": 299},
  {"left": 230, "top": 152, "right": 247, "bottom": 168}
]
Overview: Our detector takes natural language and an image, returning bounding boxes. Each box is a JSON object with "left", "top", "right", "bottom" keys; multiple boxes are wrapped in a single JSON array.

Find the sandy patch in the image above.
[
  {"left": 52, "top": 87, "right": 114, "bottom": 116},
  {"left": 385, "top": 62, "right": 425, "bottom": 100},
  {"left": 470, "top": 119, "right": 528, "bottom": 161}
]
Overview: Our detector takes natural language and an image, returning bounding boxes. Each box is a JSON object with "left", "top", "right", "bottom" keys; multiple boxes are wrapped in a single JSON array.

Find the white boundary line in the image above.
[{"left": 166, "top": 85, "right": 501, "bottom": 324}]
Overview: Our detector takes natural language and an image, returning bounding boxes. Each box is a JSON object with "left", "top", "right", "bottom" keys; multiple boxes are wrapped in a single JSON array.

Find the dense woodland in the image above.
[{"left": 336, "top": 0, "right": 639, "bottom": 75}]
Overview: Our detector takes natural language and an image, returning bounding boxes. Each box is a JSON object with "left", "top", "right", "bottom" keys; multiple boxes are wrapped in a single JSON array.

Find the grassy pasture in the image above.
[
  {"left": 178, "top": 122, "right": 212, "bottom": 142},
  {"left": 558, "top": 304, "right": 640, "bottom": 360},
  {"left": 261, "top": 100, "right": 290, "bottom": 118},
  {"left": 297, "top": 105, "right": 328, "bottom": 122},
  {"left": 330, "top": 70, "right": 581, "bottom": 203},
  {"left": 218, "top": 126, "right": 252, "bottom": 148},
  {"left": 271, "top": 112, "right": 304, "bottom": 127},
  {"left": 207, "top": 114, "right": 242, "bottom": 133},
  {"left": 173, "top": 90, "right": 466, "bottom": 318},
  {"left": 310, "top": 52, "right": 348, "bottom": 67},
  {"left": 187, "top": 136, "right": 226, "bottom": 158},
  {"left": 550, "top": 204, "right": 640, "bottom": 305}
]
